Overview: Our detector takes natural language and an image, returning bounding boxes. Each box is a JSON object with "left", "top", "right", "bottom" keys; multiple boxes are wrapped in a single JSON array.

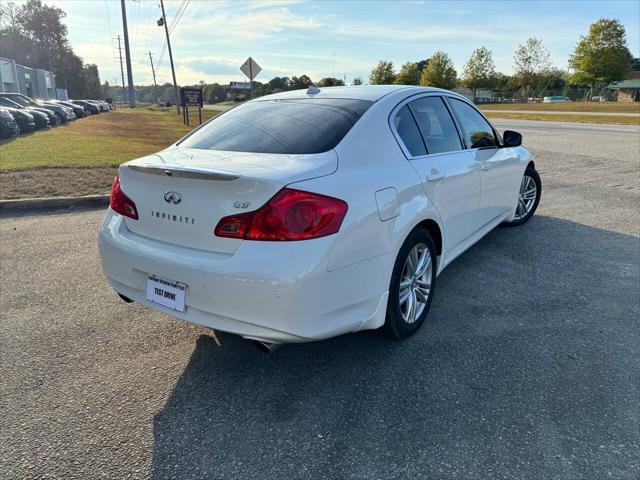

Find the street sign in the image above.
[
  {"left": 240, "top": 57, "right": 261, "bottom": 81},
  {"left": 180, "top": 87, "right": 202, "bottom": 107},
  {"left": 179, "top": 87, "right": 203, "bottom": 126}
]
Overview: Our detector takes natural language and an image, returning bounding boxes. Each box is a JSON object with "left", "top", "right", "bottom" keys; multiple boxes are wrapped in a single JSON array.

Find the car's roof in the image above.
[{"left": 259, "top": 85, "right": 459, "bottom": 102}]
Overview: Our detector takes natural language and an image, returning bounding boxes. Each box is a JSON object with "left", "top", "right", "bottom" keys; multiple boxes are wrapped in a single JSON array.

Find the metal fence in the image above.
[{"left": 476, "top": 88, "right": 612, "bottom": 104}]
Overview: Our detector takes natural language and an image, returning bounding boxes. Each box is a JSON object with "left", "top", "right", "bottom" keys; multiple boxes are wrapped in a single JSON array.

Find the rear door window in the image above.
[
  {"left": 409, "top": 97, "right": 462, "bottom": 154},
  {"left": 179, "top": 98, "right": 373, "bottom": 155},
  {"left": 393, "top": 105, "right": 426, "bottom": 157},
  {"left": 448, "top": 98, "right": 497, "bottom": 149}
]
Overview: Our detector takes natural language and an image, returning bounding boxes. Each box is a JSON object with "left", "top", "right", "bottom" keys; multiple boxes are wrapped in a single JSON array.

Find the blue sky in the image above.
[{"left": 36, "top": 0, "right": 640, "bottom": 86}]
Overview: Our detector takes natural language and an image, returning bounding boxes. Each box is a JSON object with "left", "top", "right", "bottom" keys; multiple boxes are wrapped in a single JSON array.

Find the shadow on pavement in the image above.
[{"left": 152, "top": 216, "right": 639, "bottom": 479}]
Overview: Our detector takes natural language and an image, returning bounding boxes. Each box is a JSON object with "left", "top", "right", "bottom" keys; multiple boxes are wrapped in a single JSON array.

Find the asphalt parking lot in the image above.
[{"left": 1, "top": 119, "right": 639, "bottom": 479}]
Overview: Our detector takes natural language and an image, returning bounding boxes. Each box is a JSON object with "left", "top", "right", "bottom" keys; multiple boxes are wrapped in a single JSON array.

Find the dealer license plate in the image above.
[{"left": 145, "top": 276, "right": 186, "bottom": 313}]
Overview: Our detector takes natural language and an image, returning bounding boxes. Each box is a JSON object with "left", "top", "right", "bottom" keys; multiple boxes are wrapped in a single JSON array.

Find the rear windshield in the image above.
[{"left": 178, "top": 98, "right": 373, "bottom": 154}]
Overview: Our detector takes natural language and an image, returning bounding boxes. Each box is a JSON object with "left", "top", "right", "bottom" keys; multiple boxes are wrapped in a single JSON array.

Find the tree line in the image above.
[
  {"left": 0, "top": 0, "right": 105, "bottom": 99},
  {"left": 368, "top": 19, "right": 637, "bottom": 101}
]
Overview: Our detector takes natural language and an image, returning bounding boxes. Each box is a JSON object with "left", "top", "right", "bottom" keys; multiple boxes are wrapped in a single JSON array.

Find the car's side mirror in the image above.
[{"left": 503, "top": 130, "right": 522, "bottom": 148}]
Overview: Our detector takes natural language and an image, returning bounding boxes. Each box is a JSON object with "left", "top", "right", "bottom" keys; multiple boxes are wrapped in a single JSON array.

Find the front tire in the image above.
[
  {"left": 505, "top": 165, "right": 541, "bottom": 227},
  {"left": 384, "top": 228, "right": 437, "bottom": 338}
]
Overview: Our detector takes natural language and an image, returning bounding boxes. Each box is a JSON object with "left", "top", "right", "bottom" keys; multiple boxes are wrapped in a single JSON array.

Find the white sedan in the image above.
[{"left": 99, "top": 85, "right": 541, "bottom": 351}]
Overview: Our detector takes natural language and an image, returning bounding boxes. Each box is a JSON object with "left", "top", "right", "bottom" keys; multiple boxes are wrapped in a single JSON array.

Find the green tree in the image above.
[
  {"left": 513, "top": 37, "right": 551, "bottom": 97},
  {"left": 317, "top": 77, "right": 345, "bottom": 87},
  {"left": 369, "top": 60, "right": 395, "bottom": 84},
  {"left": 0, "top": 0, "right": 101, "bottom": 98},
  {"left": 268, "top": 76, "right": 291, "bottom": 91},
  {"left": 419, "top": 51, "right": 457, "bottom": 89},
  {"left": 569, "top": 18, "right": 633, "bottom": 97},
  {"left": 290, "top": 74, "right": 313, "bottom": 89},
  {"left": 83, "top": 64, "right": 103, "bottom": 98},
  {"left": 461, "top": 47, "right": 495, "bottom": 102},
  {"left": 395, "top": 62, "right": 420, "bottom": 85}
]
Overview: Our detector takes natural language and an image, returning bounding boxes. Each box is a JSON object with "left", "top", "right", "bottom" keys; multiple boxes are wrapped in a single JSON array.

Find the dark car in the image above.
[
  {"left": 50, "top": 100, "right": 87, "bottom": 118},
  {"left": 24, "top": 108, "right": 50, "bottom": 129},
  {"left": 84, "top": 99, "right": 111, "bottom": 112},
  {"left": 3, "top": 107, "right": 36, "bottom": 133},
  {"left": 0, "top": 108, "right": 20, "bottom": 139},
  {"left": 0, "top": 96, "right": 58, "bottom": 126},
  {"left": 70, "top": 99, "right": 100, "bottom": 115},
  {"left": 0, "top": 93, "right": 74, "bottom": 123}
]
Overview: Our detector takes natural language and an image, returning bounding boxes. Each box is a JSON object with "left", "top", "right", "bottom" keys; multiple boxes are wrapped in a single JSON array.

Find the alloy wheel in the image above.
[
  {"left": 514, "top": 175, "right": 537, "bottom": 221},
  {"left": 399, "top": 243, "right": 432, "bottom": 324}
]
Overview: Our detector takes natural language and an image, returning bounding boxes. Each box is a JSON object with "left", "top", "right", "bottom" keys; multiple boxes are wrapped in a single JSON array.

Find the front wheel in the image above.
[
  {"left": 384, "top": 228, "right": 437, "bottom": 338},
  {"left": 504, "top": 166, "right": 541, "bottom": 227}
]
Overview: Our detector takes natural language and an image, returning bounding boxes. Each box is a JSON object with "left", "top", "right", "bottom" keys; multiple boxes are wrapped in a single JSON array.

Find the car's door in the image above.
[
  {"left": 392, "top": 96, "right": 482, "bottom": 254},
  {"left": 446, "top": 97, "right": 520, "bottom": 224}
]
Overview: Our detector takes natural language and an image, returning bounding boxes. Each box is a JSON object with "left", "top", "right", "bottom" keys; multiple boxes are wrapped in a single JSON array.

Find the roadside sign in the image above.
[
  {"left": 179, "top": 87, "right": 203, "bottom": 126},
  {"left": 180, "top": 87, "right": 203, "bottom": 107},
  {"left": 240, "top": 57, "right": 261, "bottom": 81}
]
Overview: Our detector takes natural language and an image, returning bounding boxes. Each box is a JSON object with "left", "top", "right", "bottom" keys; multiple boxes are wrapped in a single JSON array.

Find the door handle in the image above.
[{"left": 426, "top": 169, "right": 445, "bottom": 182}]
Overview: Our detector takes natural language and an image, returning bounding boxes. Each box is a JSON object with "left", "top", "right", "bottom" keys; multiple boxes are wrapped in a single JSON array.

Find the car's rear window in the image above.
[{"left": 178, "top": 98, "right": 373, "bottom": 154}]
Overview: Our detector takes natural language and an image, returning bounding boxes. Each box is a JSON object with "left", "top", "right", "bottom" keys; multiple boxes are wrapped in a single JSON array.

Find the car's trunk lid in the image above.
[{"left": 119, "top": 147, "right": 337, "bottom": 254}]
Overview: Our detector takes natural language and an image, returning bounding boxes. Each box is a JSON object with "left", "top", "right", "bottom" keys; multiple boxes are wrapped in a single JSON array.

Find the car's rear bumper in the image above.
[{"left": 98, "top": 210, "right": 390, "bottom": 343}]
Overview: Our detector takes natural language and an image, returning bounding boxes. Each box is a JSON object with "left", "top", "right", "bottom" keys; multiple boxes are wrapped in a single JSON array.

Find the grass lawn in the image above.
[
  {"left": 484, "top": 111, "right": 639, "bottom": 125},
  {"left": 480, "top": 102, "right": 640, "bottom": 114},
  {"left": 0, "top": 107, "right": 217, "bottom": 199}
]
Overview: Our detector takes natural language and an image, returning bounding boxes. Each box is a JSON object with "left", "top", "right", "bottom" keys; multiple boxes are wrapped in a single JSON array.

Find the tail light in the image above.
[
  {"left": 215, "top": 188, "right": 348, "bottom": 241},
  {"left": 110, "top": 175, "right": 138, "bottom": 220}
]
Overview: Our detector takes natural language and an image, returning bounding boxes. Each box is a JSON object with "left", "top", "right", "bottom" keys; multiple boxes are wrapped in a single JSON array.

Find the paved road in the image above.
[
  {"left": 485, "top": 109, "right": 639, "bottom": 117},
  {"left": 202, "top": 103, "right": 235, "bottom": 112},
  {"left": 1, "top": 120, "right": 639, "bottom": 479}
]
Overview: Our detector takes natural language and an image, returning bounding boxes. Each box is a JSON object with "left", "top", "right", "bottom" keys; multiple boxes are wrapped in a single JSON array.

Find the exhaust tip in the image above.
[
  {"left": 252, "top": 340, "right": 281, "bottom": 354},
  {"left": 118, "top": 293, "right": 134, "bottom": 303}
]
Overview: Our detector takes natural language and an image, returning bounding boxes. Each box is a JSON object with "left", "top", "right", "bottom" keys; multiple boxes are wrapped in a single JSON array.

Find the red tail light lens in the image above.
[
  {"left": 110, "top": 175, "right": 138, "bottom": 220},
  {"left": 215, "top": 188, "right": 348, "bottom": 241}
]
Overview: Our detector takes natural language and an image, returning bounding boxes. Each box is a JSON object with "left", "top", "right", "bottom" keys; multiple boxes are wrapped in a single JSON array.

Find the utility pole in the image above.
[
  {"left": 116, "top": 35, "right": 126, "bottom": 105},
  {"left": 120, "top": 0, "right": 135, "bottom": 108},
  {"left": 148, "top": 51, "right": 159, "bottom": 105},
  {"left": 159, "top": 0, "right": 180, "bottom": 114}
]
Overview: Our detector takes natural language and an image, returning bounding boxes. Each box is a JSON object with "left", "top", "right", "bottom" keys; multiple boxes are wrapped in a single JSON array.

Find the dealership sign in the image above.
[{"left": 180, "top": 87, "right": 203, "bottom": 108}]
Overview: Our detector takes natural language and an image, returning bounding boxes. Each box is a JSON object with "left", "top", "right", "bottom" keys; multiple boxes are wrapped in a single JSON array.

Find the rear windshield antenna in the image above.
[{"left": 307, "top": 86, "right": 321, "bottom": 95}]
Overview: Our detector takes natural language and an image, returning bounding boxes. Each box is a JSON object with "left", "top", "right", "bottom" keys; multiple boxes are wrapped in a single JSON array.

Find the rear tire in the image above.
[
  {"left": 504, "top": 165, "right": 541, "bottom": 227},
  {"left": 384, "top": 227, "right": 437, "bottom": 339}
]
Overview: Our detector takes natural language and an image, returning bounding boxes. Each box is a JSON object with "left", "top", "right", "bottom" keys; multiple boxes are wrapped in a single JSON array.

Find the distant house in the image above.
[
  {"left": 606, "top": 79, "right": 640, "bottom": 102},
  {"left": 226, "top": 81, "right": 251, "bottom": 100}
]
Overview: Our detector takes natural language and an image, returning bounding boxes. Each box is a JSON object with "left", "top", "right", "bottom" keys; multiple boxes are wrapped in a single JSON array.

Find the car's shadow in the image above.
[{"left": 152, "top": 216, "right": 639, "bottom": 479}]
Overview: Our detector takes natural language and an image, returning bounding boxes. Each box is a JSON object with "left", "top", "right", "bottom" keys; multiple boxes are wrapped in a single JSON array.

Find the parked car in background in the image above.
[
  {"left": 0, "top": 93, "right": 75, "bottom": 124},
  {"left": 21, "top": 108, "right": 50, "bottom": 129},
  {"left": 0, "top": 96, "right": 59, "bottom": 126},
  {"left": 49, "top": 100, "right": 86, "bottom": 118},
  {"left": 41, "top": 101, "right": 76, "bottom": 122},
  {"left": 2, "top": 107, "right": 36, "bottom": 133},
  {"left": 0, "top": 108, "right": 20, "bottom": 139},
  {"left": 70, "top": 99, "right": 100, "bottom": 115},
  {"left": 84, "top": 99, "right": 110, "bottom": 112}
]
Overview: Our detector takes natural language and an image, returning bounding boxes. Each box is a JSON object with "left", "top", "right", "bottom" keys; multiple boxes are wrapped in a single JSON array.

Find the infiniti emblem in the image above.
[{"left": 164, "top": 191, "right": 182, "bottom": 205}]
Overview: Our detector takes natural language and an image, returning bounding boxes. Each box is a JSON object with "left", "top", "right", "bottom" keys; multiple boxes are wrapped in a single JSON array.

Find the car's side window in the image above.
[
  {"left": 448, "top": 98, "right": 497, "bottom": 149},
  {"left": 409, "top": 97, "right": 462, "bottom": 154},
  {"left": 394, "top": 105, "right": 426, "bottom": 157}
]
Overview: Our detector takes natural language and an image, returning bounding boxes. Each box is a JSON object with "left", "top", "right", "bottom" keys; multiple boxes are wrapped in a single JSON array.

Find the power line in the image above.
[
  {"left": 169, "top": 0, "right": 190, "bottom": 36},
  {"left": 159, "top": 0, "right": 180, "bottom": 114}
]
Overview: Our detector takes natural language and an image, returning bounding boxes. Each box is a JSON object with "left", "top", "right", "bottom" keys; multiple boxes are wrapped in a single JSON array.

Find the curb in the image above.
[{"left": 0, "top": 194, "right": 110, "bottom": 216}]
